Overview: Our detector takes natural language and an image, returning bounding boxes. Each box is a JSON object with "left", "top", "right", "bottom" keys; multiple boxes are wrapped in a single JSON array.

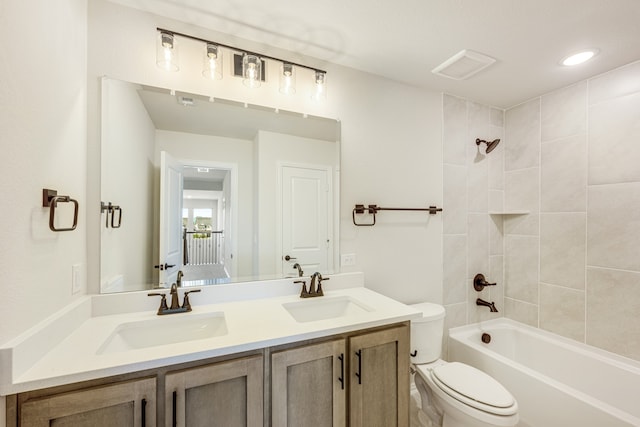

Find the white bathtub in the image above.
[{"left": 448, "top": 318, "right": 640, "bottom": 427}]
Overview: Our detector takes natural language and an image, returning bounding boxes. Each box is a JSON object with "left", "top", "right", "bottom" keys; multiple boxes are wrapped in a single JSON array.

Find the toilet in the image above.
[{"left": 410, "top": 302, "right": 518, "bottom": 427}]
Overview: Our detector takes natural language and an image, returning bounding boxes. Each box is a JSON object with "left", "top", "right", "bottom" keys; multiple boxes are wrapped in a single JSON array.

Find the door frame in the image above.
[{"left": 179, "top": 158, "right": 239, "bottom": 278}]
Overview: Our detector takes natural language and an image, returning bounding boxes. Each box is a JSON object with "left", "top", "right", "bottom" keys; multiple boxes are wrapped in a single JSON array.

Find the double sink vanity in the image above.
[{"left": 1, "top": 272, "right": 420, "bottom": 426}]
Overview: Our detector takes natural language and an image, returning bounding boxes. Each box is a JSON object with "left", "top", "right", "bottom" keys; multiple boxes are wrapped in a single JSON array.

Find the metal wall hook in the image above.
[{"left": 42, "top": 189, "right": 79, "bottom": 232}]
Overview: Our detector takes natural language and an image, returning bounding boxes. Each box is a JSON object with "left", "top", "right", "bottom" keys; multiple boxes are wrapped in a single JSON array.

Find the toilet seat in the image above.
[{"left": 417, "top": 362, "right": 517, "bottom": 417}]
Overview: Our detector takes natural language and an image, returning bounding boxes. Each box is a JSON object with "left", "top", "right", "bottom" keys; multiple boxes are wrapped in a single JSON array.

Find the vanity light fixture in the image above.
[
  {"left": 562, "top": 49, "right": 598, "bottom": 66},
  {"left": 155, "top": 28, "right": 327, "bottom": 98},
  {"left": 156, "top": 30, "right": 179, "bottom": 72}
]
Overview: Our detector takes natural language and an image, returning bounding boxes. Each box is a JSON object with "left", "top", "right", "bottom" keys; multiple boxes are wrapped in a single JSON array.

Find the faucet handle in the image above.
[
  {"left": 473, "top": 273, "right": 496, "bottom": 291},
  {"left": 316, "top": 276, "right": 329, "bottom": 296},
  {"left": 181, "top": 289, "right": 201, "bottom": 311},
  {"left": 148, "top": 292, "right": 169, "bottom": 314},
  {"left": 294, "top": 280, "right": 308, "bottom": 297}
]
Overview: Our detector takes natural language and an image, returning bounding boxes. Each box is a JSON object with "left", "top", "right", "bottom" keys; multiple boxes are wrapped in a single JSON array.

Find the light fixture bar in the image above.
[{"left": 156, "top": 27, "right": 326, "bottom": 75}]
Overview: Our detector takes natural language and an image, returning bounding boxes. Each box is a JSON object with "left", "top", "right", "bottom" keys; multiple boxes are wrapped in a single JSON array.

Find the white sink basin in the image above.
[
  {"left": 97, "top": 312, "right": 227, "bottom": 354},
  {"left": 283, "top": 296, "right": 374, "bottom": 323}
]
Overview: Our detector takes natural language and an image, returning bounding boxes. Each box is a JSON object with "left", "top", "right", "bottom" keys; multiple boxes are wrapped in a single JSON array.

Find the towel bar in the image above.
[{"left": 352, "top": 203, "right": 442, "bottom": 226}]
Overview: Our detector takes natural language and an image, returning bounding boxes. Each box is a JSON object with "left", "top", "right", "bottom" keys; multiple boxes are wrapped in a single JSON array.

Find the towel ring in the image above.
[{"left": 43, "top": 189, "right": 79, "bottom": 232}]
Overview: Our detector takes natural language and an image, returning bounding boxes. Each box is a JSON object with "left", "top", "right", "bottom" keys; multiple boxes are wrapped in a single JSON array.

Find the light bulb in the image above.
[
  {"left": 242, "top": 54, "right": 262, "bottom": 88},
  {"left": 279, "top": 63, "right": 296, "bottom": 95},
  {"left": 203, "top": 43, "right": 222, "bottom": 80},
  {"left": 156, "top": 31, "right": 179, "bottom": 72}
]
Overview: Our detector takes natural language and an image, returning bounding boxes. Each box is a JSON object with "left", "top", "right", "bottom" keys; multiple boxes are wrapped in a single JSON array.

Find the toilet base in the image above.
[{"left": 414, "top": 365, "right": 518, "bottom": 427}]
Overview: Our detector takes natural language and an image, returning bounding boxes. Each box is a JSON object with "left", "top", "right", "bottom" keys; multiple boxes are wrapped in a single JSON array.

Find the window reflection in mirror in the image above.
[{"left": 100, "top": 78, "right": 340, "bottom": 293}]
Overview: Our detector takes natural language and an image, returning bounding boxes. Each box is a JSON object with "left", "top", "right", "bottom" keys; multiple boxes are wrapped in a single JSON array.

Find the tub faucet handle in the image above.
[{"left": 474, "top": 273, "right": 496, "bottom": 291}]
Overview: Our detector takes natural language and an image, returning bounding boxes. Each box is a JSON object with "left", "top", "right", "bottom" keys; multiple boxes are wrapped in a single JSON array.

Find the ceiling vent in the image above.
[{"left": 432, "top": 49, "right": 496, "bottom": 80}]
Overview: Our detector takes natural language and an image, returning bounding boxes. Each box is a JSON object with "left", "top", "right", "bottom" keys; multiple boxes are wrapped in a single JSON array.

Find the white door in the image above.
[
  {"left": 159, "top": 151, "right": 184, "bottom": 287},
  {"left": 281, "top": 165, "right": 332, "bottom": 275}
]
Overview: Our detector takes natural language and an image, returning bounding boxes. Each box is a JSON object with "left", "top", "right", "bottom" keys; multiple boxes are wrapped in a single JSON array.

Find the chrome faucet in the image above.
[
  {"left": 292, "top": 263, "right": 304, "bottom": 277},
  {"left": 476, "top": 298, "right": 498, "bottom": 313},
  {"left": 148, "top": 283, "right": 201, "bottom": 315}
]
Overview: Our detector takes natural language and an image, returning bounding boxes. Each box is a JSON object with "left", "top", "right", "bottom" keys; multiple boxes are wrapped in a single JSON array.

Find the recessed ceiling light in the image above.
[{"left": 562, "top": 50, "right": 598, "bottom": 66}]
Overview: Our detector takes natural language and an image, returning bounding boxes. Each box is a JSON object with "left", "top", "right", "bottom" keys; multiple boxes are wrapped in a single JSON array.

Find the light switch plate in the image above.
[
  {"left": 72, "top": 264, "right": 82, "bottom": 295},
  {"left": 341, "top": 253, "right": 356, "bottom": 266}
]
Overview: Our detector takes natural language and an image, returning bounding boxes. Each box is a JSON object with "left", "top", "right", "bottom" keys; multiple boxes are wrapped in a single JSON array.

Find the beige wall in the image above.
[{"left": 0, "top": 0, "right": 88, "bottom": 342}]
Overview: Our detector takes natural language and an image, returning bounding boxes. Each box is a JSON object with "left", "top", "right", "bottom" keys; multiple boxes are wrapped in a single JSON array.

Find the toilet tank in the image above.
[{"left": 409, "top": 302, "right": 446, "bottom": 364}]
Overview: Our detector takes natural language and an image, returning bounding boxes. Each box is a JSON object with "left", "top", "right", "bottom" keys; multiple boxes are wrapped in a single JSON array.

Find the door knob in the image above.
[
  {"left": 154, "top": 263, "right": 176, "bottom": 270},
  {"left": 284, "top": 255, "right": 297, "bottom": 261}
]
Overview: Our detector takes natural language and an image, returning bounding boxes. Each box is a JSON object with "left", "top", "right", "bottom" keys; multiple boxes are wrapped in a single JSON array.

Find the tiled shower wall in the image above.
[
  {"left": 442, "top": 94, "right": 505, "bottom": 337},
  {"left": 504, "top": 60, "right": 640, "bottom": 361},
  {"left": 443, "top": 60, "right": 640, "bottom": 362}
]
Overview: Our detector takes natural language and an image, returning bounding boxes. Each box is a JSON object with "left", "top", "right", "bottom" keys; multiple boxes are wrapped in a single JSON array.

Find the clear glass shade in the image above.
[
  {"left": 242, "top": 54, "right": 262, "bottom": 88},
  {"left": 313, "top": 70, "right": 327, "bottom": 100},
  {"left": 279, "top": 63, "right": 296, "bottom": 95},
  {"left": 203, "top": 43, "right": 223, "bottom": 80},
  {"left": 156, "top": 31, "right": 179, "bottom": 72}
]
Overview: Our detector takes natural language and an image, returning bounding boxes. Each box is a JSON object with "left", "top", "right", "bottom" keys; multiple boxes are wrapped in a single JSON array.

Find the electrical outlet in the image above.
[
  {"left": 341, "top": 253, "right": 356, "bottom": 266},
  {"left": 72, "top": 264, "right": 83, "bottom": 295}
]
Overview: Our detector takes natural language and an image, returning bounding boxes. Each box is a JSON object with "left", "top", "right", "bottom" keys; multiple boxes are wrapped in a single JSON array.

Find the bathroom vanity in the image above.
[{"left": 1, "top": 273, "right": 419, "bottom": 426}]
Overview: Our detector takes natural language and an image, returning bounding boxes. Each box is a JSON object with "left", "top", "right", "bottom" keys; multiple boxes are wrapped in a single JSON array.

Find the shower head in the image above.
[{"left": 476, "top": 138, "right": 501, "bottom": 154}]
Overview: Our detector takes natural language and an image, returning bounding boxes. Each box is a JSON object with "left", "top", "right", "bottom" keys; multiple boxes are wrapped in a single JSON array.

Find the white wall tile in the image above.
[
  {"left": 505, "top": 98, "right": 540, "bottom": 171},
  {"left": 443, "top": 235, "right": 467, "bottom": 305},
  {"left": 489, "top": 254, "right": 505, "bottom": 307},
  {"left": 587, "top": 267, "right": 640, "bottom": 360},
  {"left": 488, "top": 129, "right": 505, "bottom": 190},
  {"left": 504, "top": 297, "right": 538, "bottom": 327},
  {"left": 541, "top": 81, "right": 587, "bottom": 142},
  {"left": 540, "top": 283, "right": 585, "bottom": 342},
  {"left": 589, "top": 60, "right": 640, "bottom": 105},
  {"left": 587, "top": 182, "right": 640, "bottom": 272},
  {"left": 505, "top": 168, "right": 539, "bottom": 235},
  {"left": 467, "top": 156, "right": 489, "bottom": 212},
  {"left": 489, "top": 190, "right": 504, "bottom": 214},
  {"left": 588, "top": 91, "right": 640, "bottom": 185},
  {"left": 443, "top": 94, "right": 468, "bottom": 165},
  {"left": 505, "top": 235, "right": 539, "bottom": 303},
  {"left": 540, "top": 213, "right": 586, "bottom": 289},
  {"left": 467, "top": 214, "right": 489, "bottom": 279},
  {"left": 491, "top": 108, "right": 504, "bottom": 127},
  {"left": 541, "top": 134, "right": 587, "bottom": 212},
  {"left": 443, "top": 164, "right": 467, "bottom": 234},
  {"left": 489, "top": 215, "right": 504, "bottom": 256}
]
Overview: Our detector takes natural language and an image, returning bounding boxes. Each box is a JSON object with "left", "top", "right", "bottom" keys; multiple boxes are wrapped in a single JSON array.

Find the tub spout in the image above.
[{"left": 476, "top": 298, "right": 498, "bottom": 312}]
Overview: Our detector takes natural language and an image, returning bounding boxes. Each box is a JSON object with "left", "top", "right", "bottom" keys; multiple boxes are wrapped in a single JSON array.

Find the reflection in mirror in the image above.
[{"left": 100, "top": 78, "right": 340, "bottom": 293}]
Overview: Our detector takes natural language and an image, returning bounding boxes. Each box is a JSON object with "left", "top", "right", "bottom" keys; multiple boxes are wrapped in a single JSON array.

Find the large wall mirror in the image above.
[{"left": 100, "top": 77, "right": 340, "bottom": 293}]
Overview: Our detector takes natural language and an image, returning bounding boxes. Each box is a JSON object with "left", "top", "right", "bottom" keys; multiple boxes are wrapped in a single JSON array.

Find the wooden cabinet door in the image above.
[
  {"left": 349, "top": 325, "right": 410, "bottom": 427},
  {"left": 271, "top": 339, "right": 346, "bottom": 427},
  {"left": 165, "top": 354, "right": 263, "bottom": 427},
  {"left": 20, "top": 377, "right": 156, "bottom": 427}
]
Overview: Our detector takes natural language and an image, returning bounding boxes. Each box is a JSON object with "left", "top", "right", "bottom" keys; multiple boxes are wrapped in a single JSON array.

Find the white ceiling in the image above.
[{"left": 110, "top": 0, "right": 640, "bottom": 108}]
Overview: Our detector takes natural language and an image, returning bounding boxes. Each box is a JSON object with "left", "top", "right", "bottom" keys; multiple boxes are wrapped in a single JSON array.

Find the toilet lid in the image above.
[{"left": 431, "top": 362, "right": 515, "bottom": 410}]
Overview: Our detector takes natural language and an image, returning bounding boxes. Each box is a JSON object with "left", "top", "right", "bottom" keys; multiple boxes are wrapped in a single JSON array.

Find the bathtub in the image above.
[{"left": 448, "top": 318, "right": 640, "bottom": 427}]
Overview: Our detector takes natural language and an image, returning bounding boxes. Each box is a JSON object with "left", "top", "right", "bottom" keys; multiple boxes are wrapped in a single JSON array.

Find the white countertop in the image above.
[{"left": 0, "top": 273, "right": 421, "bottom": 395}]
